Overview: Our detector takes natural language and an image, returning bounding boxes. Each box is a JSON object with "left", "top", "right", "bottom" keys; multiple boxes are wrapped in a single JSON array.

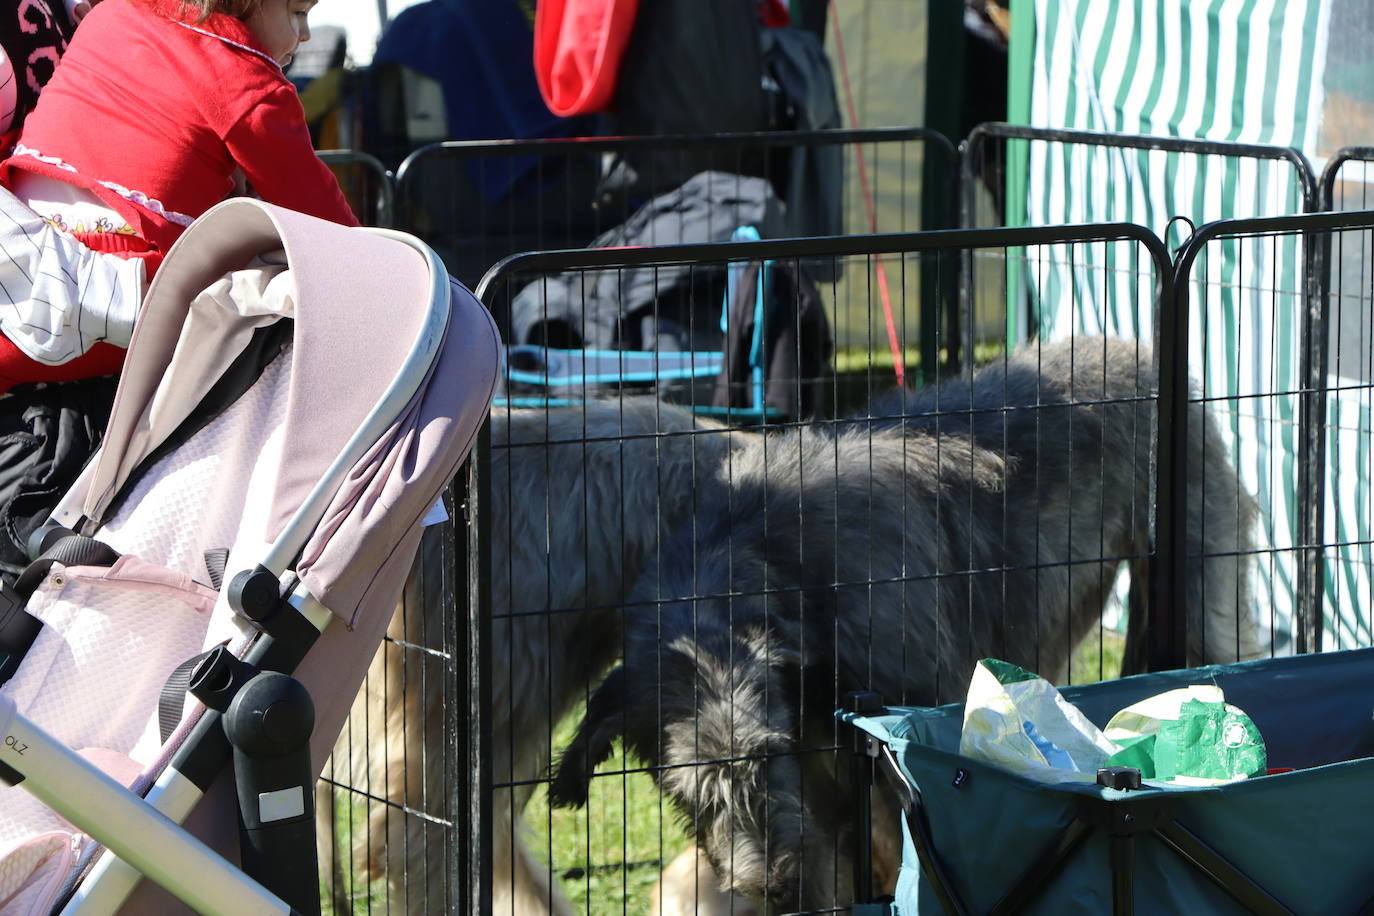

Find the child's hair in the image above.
[{"left": 176, "top": 0, "right": 264, "bottom": 23}]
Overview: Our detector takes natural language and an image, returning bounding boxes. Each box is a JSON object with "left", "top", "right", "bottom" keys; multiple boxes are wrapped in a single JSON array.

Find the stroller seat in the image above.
[{"left": 0, "top": 198, "right": 501, "bottom": 914}]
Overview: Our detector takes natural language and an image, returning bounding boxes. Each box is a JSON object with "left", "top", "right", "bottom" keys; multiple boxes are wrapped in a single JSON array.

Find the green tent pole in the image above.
[
  {"left": 1004, "top": 0, "right": 1036, "bottom": 346},
  {"left": 922, "top": 0, "right": 965, "bottom": 376}
]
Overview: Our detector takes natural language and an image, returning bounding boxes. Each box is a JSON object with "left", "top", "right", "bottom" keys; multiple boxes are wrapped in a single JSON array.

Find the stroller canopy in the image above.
[{"left": 81, "top": 198, "right": 500, "bottom": 624}]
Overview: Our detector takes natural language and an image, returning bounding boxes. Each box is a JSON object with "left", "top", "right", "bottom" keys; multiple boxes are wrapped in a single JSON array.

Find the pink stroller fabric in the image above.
[
  {"left": 0, "top": 198, "right": 501, "bottom": 913},
  {"left": 84, "top": 200, "right": 499, "bottom": 628}
]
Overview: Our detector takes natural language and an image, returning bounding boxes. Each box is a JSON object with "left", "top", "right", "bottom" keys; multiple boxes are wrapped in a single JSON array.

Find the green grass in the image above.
[
  {"left": 1068, "top": 627, "right": 1128, "bottom": 685},
  {"left": 523, "top": 726, "right": 693, "bottom": 913},
  {"left": 322, "top": 630, "right": 1127, "bottom": 913},
  {"left": 320, "top": 784, "right": 389, "bottom": 914},
  {"left": 520, "top": 630, "right": 1126, "bottom": 914}
]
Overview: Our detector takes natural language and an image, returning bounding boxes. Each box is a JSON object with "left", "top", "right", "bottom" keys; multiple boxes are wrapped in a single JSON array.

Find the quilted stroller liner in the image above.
[
  {"left": 844, "top": 648, "right": 1374, "bottom": 915},
  {"left": 0, "top": 198, "right": 500, "bottom": 914}
]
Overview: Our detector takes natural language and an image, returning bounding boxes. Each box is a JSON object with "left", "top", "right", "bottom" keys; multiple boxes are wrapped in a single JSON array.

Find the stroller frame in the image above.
[{"left": 0, "top": 208, "right": 471, "bottom": 916}]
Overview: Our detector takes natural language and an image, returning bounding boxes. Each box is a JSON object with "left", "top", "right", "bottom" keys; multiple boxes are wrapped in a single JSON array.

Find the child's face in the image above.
[{"left": 245, "top": 0, "right": 316, "bottom": 67}]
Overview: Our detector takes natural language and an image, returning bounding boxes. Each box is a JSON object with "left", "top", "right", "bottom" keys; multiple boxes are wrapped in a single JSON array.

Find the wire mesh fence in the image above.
[
  {"left": 1172, "top": 210, "right": 1374, "bottom": 661},
  {"left": 392, "top": 128, "right": 957, "bottom": 328},
  {"left": 459, "top": 224, "right": 1209, "bottom": 914},
  {"left": 1313, "top": 211, "right": 1374, "bottom": 651},
  {"left": 308, "top": 125, "right": 1374, "bottom": 915},
  {"left": 958, "top": 122, "right": 1317, "bottom": 354},
  {"left": 319, "top": 149, "right": 395, "bottom": 228},
  {"left": 316, "top": 127, "right": 961, "bottom": 916},
  {"left": 959, "top": 122, "right": 1329, "bottom": 671},
  {"left": 318, "top": 521, "right": 462, "bottom": 914}
]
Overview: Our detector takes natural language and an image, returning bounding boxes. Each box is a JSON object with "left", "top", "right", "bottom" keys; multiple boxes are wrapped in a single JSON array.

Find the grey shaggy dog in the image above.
[
  {"left": 333, "top": 397, "right": 742, "bottom": 915},
  {"left": 550, "top": 337, "right": 1260, "bottom": 912}
]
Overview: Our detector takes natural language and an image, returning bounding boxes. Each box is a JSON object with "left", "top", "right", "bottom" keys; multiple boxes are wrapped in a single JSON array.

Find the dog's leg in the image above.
[
  {"left": 650, "top": 846, "right": 760, "bottom": 916},
  {"left": 490, "top": 799, "right": 574, "bottom": 916},
  {"left": 1120, "top": 557, "right": 1151, "bottom": 675},
  {"left": 314, "top": 778, "right": 352, "bottom": 915},
  {"left": 870, "top": 783, "right": 903, "bottom": 899},
  {"left": 350, "top": 597, "right": 447, "bottom": 913},
  {"left": 1186, "top": 403, "right": 1262, "bottom": 665},
  {"left": 312, "top": 600, "right": 406, "bottom": 911}
]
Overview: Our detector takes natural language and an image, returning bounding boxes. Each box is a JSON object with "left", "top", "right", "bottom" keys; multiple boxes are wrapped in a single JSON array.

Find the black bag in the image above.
[
  {"left": 603, "top": 11, "right": 845, "bottom": 278},
  {"left": 760, "top": 26, "right": 843, "bottom": 241},
  {"left": 605, "top": 0, "right": 769, "bottom": 195},
  {"left": 712, "top": 257, "right": 831, "bottom": 420},
  {"left": 509, "top": 171, "right": 782, "bottom": 351},
  {"left": 0, "top": 378, "right": 114, "bottom": 583},
  {"left": 0, "top": 0, "right": 73, "bottom": 135}
]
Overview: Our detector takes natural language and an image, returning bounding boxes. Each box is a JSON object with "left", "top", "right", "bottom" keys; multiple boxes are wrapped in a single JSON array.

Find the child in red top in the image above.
[{"left": 0, "top": 0, "right": 358, "bottom": 384}]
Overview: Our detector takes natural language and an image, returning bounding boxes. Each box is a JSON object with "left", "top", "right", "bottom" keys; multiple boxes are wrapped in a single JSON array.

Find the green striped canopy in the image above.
[{"left": 1007, "top": 0, "right": 1345, "bottom": 653}]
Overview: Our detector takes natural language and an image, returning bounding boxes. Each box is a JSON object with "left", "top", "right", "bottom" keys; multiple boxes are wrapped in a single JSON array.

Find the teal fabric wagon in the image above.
[{"left": 842, "top": 648, "right": 1374, "bottom": 915}]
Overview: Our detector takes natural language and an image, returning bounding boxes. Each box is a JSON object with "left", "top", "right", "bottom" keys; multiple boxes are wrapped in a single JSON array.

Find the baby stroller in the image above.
[
  {"left": 0, "top": 198, "right": 501, "bottom": 914},
  {"left": 843, "top": 648, "right": 1374, "bottom": 915}
]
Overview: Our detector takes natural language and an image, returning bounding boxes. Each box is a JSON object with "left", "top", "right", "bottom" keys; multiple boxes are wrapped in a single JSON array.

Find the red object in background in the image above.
[
  {"left": 759, "top": 0, "right": 790, "bottom": 27},
  {"left": 534, "top": 0, "right": 639, "bottom": 117},
  {"left": 0, "top": 334, "right": 125, "bottom": 393}
]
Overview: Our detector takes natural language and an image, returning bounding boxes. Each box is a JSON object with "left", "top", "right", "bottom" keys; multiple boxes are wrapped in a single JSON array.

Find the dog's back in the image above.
[{"left": 871, "top": 336, "right": 1258, "bottom": 669}]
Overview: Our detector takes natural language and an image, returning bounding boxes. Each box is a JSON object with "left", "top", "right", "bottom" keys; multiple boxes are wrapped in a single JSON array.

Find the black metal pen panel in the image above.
[
  {"left": 1318, "top": 147, "right": 1374, "bottom": 212},
  {"left": 464, "top": 223, "right": 1174, "bottom": 915},
  {"left": 393, "top": 128, "right": 957, "bottom": 363},
  {"left": 1172, "top": 209, "right": 1374, "bottom": 661},
  {"left": 318, "top": 149, "right": 395, "bottom": 228},
  {"left": 958, "top": 123, "right": 1318, "bottom": 373}
]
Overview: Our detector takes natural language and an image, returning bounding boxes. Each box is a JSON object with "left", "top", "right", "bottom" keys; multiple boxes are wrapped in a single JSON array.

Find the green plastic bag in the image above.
[{"left": 1104, "top": 686, "right": 1266, "bottom": 784}]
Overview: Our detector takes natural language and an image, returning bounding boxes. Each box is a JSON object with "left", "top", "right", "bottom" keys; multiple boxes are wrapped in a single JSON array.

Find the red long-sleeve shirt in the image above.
[
  {"left": 0, "top": 0, "right": 359, "bottom": 262},
  {"left": 0, "top": 0, "right": 358, "bottom": 387}
]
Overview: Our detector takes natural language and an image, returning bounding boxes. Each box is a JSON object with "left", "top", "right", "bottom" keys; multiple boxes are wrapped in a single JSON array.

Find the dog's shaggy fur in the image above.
[
  {"left": 550, "top": 337, "right": 1260, "bottom": 912},
  {"left": 332, "top": 397, "right": 742, "bottom": 914}
]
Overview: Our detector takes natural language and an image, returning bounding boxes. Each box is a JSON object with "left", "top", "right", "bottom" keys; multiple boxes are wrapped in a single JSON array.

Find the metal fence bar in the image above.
[
  {"left": 960, "top": 123, "right": 1321, "bottom": 227},
  {"left": 1172, "top": 208, "right": 1374, "bottom": 657},
  {"left": 475, "top": 223, "right": 1163, "bottom": 289},
  {"left": 398, "top": 127, "right": 956, "bottom": 164},
  {"left": 1302, "top": 155, "right": 1374, "bottom": 646},
  {"left": 318, "top": 149, "right": 395, "bottom": 227},
  {"left": 455, "top": 430, "right": 493, "bottom": 914},
  {"left": 1317, "top": 146, "right": 1374, "bottom": 212}
]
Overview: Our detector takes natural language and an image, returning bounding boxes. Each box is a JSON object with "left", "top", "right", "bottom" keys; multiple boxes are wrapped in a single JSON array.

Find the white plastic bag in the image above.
[
  {"left": 959, "top": 659, "right": 1267, "bottom": 785},
  {"left": 959, "top": 658, "right": 1117, "bottom": 782}
]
